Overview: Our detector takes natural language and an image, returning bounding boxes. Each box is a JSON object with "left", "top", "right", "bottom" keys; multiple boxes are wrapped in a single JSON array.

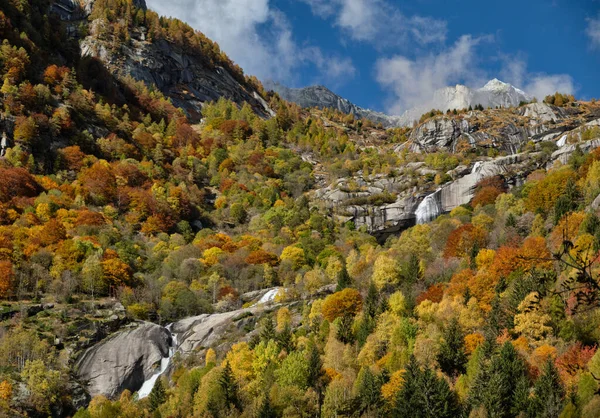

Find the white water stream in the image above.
[
  {"left": 256, "top": 287, "right": 280, "bottom": 305},
  {"left": 415, "top": 190, "right": 442, "bottom": 224},
  {"left": 137, "top": 324, "right": 177, "bottom": 399}
]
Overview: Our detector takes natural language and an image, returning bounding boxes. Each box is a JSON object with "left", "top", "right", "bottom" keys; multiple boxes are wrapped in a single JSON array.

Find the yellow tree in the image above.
[
  {"left": 514, "top": 292, "right": 552, "bottom": 342},
  {"left": 372, "top": 253, "right": 401, "bottom": 290}
]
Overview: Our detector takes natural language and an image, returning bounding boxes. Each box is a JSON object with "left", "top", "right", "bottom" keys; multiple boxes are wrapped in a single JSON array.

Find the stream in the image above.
[{"left": 137, "top": 324, "right": 177, "bottom": 399}]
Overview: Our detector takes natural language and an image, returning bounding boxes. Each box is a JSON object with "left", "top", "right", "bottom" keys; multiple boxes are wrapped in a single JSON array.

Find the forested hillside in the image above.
[{"left": 1, "top": 0, "right": 600, "bottom": 417}]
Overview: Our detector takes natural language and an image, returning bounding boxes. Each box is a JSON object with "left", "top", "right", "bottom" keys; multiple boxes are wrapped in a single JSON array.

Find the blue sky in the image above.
[{"left": 146, "top": 0, "right": 600, "bottom": 114}]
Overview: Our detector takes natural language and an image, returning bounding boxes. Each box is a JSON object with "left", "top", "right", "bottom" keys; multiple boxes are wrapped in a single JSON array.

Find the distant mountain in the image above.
[
  {"left": 398, "top": 79, "right": 532, "bottom": 125},
  {"left": 264, "top": 81, "right": 403, "bottom": 127},
  {"left": 267, "top": 79, "right": 532, "bottom": 127}
]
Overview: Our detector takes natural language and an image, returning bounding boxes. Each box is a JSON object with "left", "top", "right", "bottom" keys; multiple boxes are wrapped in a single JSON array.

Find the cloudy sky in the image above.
[{"left": 145, "top": 0, "right": 600, "bottom": 114}]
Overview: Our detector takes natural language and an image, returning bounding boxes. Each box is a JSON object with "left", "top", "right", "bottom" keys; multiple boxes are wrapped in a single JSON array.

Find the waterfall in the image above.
[
  {"left": 137, "top": 324, "right": 177, "bottom": 399},
  {"left": 255, "top": 287, "right": 281, "bottom": 306},
  {"left": 415, "top": 190, "right": 442, "bottom": 224},
  {"left": 471, "top": 161, "right": 483, "bottom": 174},
  {"left": 556, "top": 135, "right": 567, "bottom": 147}
]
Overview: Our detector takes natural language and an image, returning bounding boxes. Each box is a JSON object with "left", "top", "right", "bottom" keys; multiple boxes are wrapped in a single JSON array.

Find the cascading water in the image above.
[
  {"left": 415, "top": 190, "right": 442, "bottom": 224},
  {"left": 137, "top": 324, "right": 177, "bottom": 399},
  {"left": 257, "top": 288, "right": 280, "bottom": 305},
  {"left": 471, "top": 161, "right": 483, "bottom": 174}
]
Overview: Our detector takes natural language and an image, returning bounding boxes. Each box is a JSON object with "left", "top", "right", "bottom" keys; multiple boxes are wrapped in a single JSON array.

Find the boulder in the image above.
[{"left": 75, "top": 322, "right": 170, "bottom": 399}]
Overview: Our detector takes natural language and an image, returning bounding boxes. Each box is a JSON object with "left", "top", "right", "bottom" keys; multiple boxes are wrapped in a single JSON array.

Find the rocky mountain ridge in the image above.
[{"left": 268, "top": 79, "right": 532, "bottom": 128}]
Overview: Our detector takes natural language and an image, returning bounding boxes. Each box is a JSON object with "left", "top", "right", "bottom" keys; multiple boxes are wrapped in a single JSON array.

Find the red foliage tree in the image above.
[
  {"left": 39, "top": 219, "right": 67, "bottom": 246},
  {"left": 245, "top": 250, "right": 279, "bottom": 266},
  {"left": 0, "top": 260, "right": 14, "bottom": 298},
  {"left": 0, "top": 167, "right": 41, "bottom": 203},
  {"left": 555, "top": 343, "right": 596, "bottom": 383},
  {"left": 60, "top": 146, "right": 86, "bottom": 171},
  {"left": 416, "top": 283, "right": 445, "bottom": 304},
  {"left": 79, "top": 162, "right": 117, "bottom": 205},
  {"left": 443, "top": 224, "right": 487, "bottom": 258},
  {"left": 74, "top": 210, "right": 107, "bottom": 227}
]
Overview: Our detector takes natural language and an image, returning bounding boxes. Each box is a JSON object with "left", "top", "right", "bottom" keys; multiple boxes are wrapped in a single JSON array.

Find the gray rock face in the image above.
[
  {"left": 552, "top": 139, "right": 600, "bottom": 164},
  {"left": 75, "top": 322, "right": 170, "bottom": 399},
  {"left": 404, "top": 102, "right": 582, "bottom": 155},
  {"left": 172, "top": 307, "right": 261, "bottom": 355},
  {"left": 314, "top": 151, "right": 546, "bottom": 236},
  {"left": 80, "top": 33, "right": 273, "bottom": 122},
  {"left": 265, "top": 82, "right": 402, "bottom": 128}
]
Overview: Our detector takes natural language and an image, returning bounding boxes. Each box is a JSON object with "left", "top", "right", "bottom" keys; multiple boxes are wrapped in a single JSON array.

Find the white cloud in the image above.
[
  {"left": 144, "top": 0, "right": 355, "bottom": 84},
  {"left": 375, "top": 39, "right": 576, "bottom": 115},
  {"left": 302, "top": 0, "right": 447, "bottom": 47},
  {"left": 586, "top": 14, "right": 600, "bottom": 49},
  {"left": 500, "top": 54, "right": 575, "bottom": 100},
  {"left": 375, "top": 35, "right": 487, "bottom": 114}
]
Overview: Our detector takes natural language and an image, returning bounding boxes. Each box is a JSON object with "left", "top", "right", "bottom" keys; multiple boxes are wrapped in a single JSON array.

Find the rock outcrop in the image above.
[
  {"left": 172, "top": 307, "right": 263, "bottom": 355},
  {"left": 405, "top": 103, "right": 575, "bottom": 155},
  {"left": 75, "top": 322, "right": 171, "bottom": 399},
  {"left": 314, "top": 151, "right": 547, "bottom": 238}
]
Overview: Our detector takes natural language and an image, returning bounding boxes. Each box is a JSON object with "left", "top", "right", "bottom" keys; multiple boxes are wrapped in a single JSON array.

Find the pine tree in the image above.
[
  {"left": 554, "top": 178, "right": 581, "bottom": 225},
  {"left": 528, "top": 360, "right": 565, "bottom": 418},
  {"left": 258, "top": 395, "right": 277, "bottom": 418},
  {"left": 469, "top": 342, "right": 529, "bottom": 418},
  {"left": 336, "top": 265, "right": 351, "bottom": 291},
  {"left": 403, "top": 253, "right": 421, "bottom": 285},
  {"left": 364, "top": 282, "right": 379, "bottom": 319},
  {"left": 220, "top": 361, "right": 241, "bottom": 411},
  {"left": 336, "top": 314, "right": 355, "bottom": 344},
  {"left": 276, "top": 323, "right": 293, "bottom": 352},
  {"left": 394, "top": 357, "right": 460, "bottom": 418},
  {"left": 149, "top": 377, "right": 166, "bottom": 411},
  {"left": 354, "top": 366, "right": 381, "bottom": 413},
  {"left": 437, "top": 318, "right": 467, "bottom": 377},
  {"left": 307, "top": 343, "right": 323, "bottom": 389},
  {"left": 261, "top": 317, "right": 276, "bottom": 342}
]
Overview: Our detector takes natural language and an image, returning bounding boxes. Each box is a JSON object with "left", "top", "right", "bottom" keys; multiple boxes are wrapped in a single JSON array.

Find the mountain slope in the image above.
[{"left": 60, "top": 0, "right": 273, "bottom": 122}]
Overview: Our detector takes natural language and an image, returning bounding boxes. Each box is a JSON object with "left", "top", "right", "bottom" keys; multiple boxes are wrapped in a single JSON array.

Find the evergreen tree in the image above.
[
  {"left": 469, "top": 342, "right": 529, "bottom": 418},
  {"left": 528, "top": 360, "right": 565, "bottom": 418},
  {"left": 258, "top": 395, "right": 277, "bottom": 418},
  {"left": 554, "top": 178, "right": 581, "bottom": 225},
  {"left": 220, "top": 361, "right": 241, "bottom": 411},
  {"left": 336, "top": 314, "right": 355, "bottom": 344},
  {"left": 506, "top": 212, "right": 517, "bottom": 227},
  {"left": 356, "top": 316, "right": 374, "bottom": 347},
  {"left": 403, "top": 254, "right": 421, "bottom": 285},
  {"left": 437, "top": 318, "right": 468, "bottom": 377},
  {"left": 261, "top": 317, "right": 276, "bottom": 342},
  {"left": 149, "top": 377, "right": 166, "bottom": 411},
  {"left": 364, "top": 282, "right": 379, "bottom": 319},
  {"left": 336, "top": 263, "right": 351, "bottom": 291},
  {"left": 276, "top": 323, "right": 293, "bottom": 353},
  {"left": 354, "top": 366, "right": 381, "bottom": 413},
  {"left": 307, "top": 343, "right": 323, "bottom": 389},
  {"left": 394, "top": 357, "right": 460, "bottom": 418}
]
